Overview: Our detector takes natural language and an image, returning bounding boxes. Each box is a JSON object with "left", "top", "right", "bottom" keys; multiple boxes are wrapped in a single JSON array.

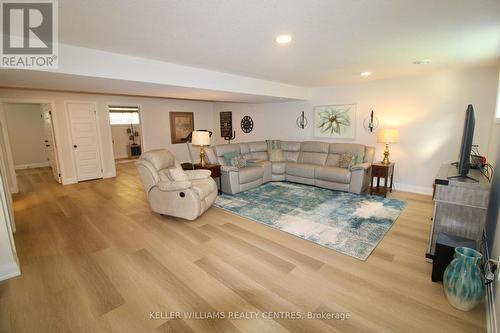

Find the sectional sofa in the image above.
[{"left": 208, "top": 140, "right": 375, "bottom": 195}]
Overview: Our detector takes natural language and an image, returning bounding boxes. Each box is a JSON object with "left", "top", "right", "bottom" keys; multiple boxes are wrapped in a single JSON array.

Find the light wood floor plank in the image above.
[{"left": 0, "top": 165, "right": 486, "bottom": 332}]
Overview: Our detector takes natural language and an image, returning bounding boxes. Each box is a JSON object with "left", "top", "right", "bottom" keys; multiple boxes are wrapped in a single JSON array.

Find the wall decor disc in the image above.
[{"left": 241, "top": 115, "right": 254, "bottom": 133}]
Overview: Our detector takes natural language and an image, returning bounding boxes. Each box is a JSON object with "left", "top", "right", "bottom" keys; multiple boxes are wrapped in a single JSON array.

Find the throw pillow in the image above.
[
  {"left": 233, "top": 155, "right": 247, "bottom": 168},
  {"left": 223, "top": 151, "right": 240, "bottom": 165},
  {"left": 229, "top": 154, "right": 247, "bottom": 169},
  {"left": 268, "top": 148, "right": 283, "bottom": 162},
  {"left": 168, "top": 167, "right": 189, "bottom": 182},
  {"left": 356, "top": 152, "right": 365, "bottom": 165},
  {"left": 338, "top": 153, "right": 355, "bottom": 169},
  {"left": 266, "top": 139, "right": 281, "bottom": 150}
]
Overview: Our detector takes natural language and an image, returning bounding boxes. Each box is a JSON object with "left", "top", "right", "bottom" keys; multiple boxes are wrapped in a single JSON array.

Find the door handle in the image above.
[
  {"left": 45, "top": 145, "right": 50, "bottom": 147},
  {"left": 73, "top": 145, "right": 77, "bottom": 148},
  {"left": 44, "top": 140, "right": 48, "bottom": 143}
]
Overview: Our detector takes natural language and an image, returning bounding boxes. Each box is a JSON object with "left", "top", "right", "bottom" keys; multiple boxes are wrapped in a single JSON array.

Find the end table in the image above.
[{"left": 370, "top": 162, "right": 395, "bottom": 197}]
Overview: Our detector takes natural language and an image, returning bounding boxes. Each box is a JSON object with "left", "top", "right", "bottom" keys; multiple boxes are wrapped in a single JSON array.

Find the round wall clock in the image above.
[{"left": 241, "top": 116, "right": 254, "bottom": 133}]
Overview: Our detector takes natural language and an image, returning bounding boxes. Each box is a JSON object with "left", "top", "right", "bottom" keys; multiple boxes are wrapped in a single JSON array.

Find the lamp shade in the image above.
[
  {"left": 377, "top": 129, "right": 400, "bottom": 144},
  {"left": 191, "top": 131, "right": 211, "bottom": 146}
]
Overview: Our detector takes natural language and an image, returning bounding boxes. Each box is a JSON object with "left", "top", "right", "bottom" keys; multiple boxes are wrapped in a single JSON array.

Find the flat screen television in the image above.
[{"left": 450, "top": 104, "right": 476, "bottom": 180}]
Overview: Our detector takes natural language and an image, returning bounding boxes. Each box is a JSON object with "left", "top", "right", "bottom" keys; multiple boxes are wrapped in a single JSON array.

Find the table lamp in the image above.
[
  {"left": 191, "top": 131, "right": 211, "bottom": 167},
  {"left": 377, "top": 129, "right": 399, "bottom": 165}
]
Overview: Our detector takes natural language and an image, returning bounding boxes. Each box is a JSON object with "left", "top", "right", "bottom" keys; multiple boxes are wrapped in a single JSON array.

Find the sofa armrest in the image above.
[
  {"left": 351, "top": 162, "right": 372, "bottom": 171},
  {"left": 157, "top": 180, "right": 192, "bottom": 192},
  {"left": 185, "top": 169, "right": 211, "bottom": 180},
  {"left": 221, "top": 165, "right": 238, "bottom": 172}
]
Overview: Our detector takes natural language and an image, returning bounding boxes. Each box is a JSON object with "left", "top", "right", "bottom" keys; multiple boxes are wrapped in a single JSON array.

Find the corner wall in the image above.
[
  {"left": 213, "top": 66, "right": 499, "bottom": 194},
  {"left": 3, "top": 103, "right": 48, "bottom": 169}
]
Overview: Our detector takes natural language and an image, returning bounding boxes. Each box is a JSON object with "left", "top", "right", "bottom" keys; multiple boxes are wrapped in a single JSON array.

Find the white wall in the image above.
[
  {"left": 214, "top": 66, "right": 499, "bottom": 194},
  {"left": 0, "top": 89, "right": 214, "bottom": 188},
  {"left": 3, "top": 103, "right": 48, "bottom": 169},
  {"left": 110, "top": 124, "right": 142, "bottom": 159}
]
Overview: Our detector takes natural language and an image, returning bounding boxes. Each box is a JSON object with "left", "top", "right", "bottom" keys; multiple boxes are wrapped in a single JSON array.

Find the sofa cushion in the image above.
[
  {"left": 281, "top": 141, "right": 301, "bottom": 151},
  {"left": 238, "top": 166, "right": 264, "bottom": 183},
  {"left": 281, "top": 141, "right": 301, "bottom": 162},
  {"left": 315, "top": 166, "right": 351, "bottom": 184},
  {"left": 248, "top": 141, "right": 267, "bottom": 152},
  {"left": 266, "top": 139, "right": 281, "bottom": 150},
  {"left": 268, "top": 149, "right": 283, "bottom": 162},
  {"left": 300, "top": 141, "right": 329, "bottom": 153},
  {"left": 286, "top": 163, "right": 315, "bottom": 178},
  {"left": 325, "top": 153, "right": 340, "bottom": 166},
  {"left": 271, "top": 162, "right": 286, "bottom": 174},
  {"left": 329, "top": 143, "right": 365, "bottom": 156},
  {"left": 245, "top": 151, "right": 268, "bottom": 161},
  {"left": 299, "top": 152, "right": 328, "bottom": 165}
]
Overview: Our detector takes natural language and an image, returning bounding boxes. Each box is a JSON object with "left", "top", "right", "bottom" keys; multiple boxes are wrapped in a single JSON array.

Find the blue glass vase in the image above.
[{"left": 443, "top": 247, "right": 485, "bottom": 311}]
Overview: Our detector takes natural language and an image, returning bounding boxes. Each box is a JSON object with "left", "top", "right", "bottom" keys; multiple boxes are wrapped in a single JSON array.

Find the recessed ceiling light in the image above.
[
  {"left": 276, "top": 34, "right": 292, "bottom": 44},
  {"left": 413, "top": 59, "right": 432, "bottom": 65},
  {"left": 360, "top": 71, "right": 372, "bottom": 76}
]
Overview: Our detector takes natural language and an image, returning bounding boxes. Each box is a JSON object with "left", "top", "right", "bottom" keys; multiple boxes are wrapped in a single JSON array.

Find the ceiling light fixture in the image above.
[
  {"left": 360, "top": 71, "right": 372, "bottom": 76},
  {"left": 276, "top": 34, "right": 292, "bottom": 44},
  {"left": 413, "top": 59, "right": 432, "bottom": 65}
]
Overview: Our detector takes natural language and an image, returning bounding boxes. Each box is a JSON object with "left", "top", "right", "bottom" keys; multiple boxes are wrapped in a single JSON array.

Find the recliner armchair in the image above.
[{"left": 136, "top": 149, "right": 217, "bottom": 220}]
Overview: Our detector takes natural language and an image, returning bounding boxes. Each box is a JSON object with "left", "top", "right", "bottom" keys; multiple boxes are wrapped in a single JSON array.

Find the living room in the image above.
[{"left": 0, "top": 1, "right": 499, "bottom": 332}]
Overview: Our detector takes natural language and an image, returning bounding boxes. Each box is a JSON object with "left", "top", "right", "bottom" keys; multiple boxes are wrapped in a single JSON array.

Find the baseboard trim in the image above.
[
  {"left": 0, "top": 261, "right": 20, "bottom": 282},
  {"left": 62, "top": 177, "right": 78, "bottom": 185},
  {"left": 103, "top": 172, "right": 116, "bottom": 179},
  {"left": 15, "top": 162, "right": 50, "bottom": 170},
  {"left": 393, "top": 182, "right": 433, "bottom": 196}
]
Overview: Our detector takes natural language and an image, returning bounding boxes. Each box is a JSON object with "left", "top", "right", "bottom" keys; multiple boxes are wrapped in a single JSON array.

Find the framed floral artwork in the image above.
[{"left": 314, "top": 104, "right": 356, "bottom": 140}]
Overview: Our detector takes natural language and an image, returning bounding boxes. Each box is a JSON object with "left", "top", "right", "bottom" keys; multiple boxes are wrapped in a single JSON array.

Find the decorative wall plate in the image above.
[{"left": 241, "top": 115, "right": 254, "bottom": 133}]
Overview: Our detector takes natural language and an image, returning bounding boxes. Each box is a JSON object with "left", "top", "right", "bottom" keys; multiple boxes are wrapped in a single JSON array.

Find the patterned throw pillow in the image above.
[
  {"left": 338, "top": 153, "right": 355, "bottom": 169},
  {"left": 268, "top": 148, "right": 283, "bottom": 162},
  {"left": 231, "top": 154, "right": 247, "bottom": 168},
  {"left": 223, "top": 151, "right": 240, "bottom": 165},
  {"left": 356, "top": 152, "right": 365, "bottom": 164}
]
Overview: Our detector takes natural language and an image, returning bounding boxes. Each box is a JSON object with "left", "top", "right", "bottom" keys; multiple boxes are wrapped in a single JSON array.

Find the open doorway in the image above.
[
  {"left": 108, "top": 105, "right": 143, "bottom": 164},
  {"left": 1, "top": 102, "right": 61, "bottom": 193}
]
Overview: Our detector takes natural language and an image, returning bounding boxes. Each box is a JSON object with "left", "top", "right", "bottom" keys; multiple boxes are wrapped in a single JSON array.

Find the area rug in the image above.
[{"left": 214, "top": 182, "right": 407, "bottom": 260}]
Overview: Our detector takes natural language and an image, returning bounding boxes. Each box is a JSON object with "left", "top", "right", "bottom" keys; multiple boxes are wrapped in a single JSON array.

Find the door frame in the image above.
[
  {"left": 106, "top": 102, "right": 145, "bottom": 171},
  {"left": 0, "top": 98, "right": 63, "bottom": 194},
  {"left": 65, "top": 100, "right": 105, "bottom": 182}
]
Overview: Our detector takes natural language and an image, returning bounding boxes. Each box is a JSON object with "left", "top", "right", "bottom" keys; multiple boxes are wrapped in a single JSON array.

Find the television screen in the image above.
[{"left": 457, "top": 104, "right": 475, "bottom": 177}]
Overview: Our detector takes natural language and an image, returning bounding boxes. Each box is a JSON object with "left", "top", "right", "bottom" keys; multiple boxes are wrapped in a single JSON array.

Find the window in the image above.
[{"left": 108, "top": 106, "right": 140, "bottom": 125}]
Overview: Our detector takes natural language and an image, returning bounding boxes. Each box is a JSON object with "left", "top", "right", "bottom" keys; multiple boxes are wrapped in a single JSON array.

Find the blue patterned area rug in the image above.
[{"left": 214, "top": 182, "right": 407, "bottom": 261}]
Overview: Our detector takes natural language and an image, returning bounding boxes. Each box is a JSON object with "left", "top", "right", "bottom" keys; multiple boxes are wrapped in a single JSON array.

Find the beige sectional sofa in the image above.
[{"left": 209, "top": 140, "right": 375, "bottom": 195}]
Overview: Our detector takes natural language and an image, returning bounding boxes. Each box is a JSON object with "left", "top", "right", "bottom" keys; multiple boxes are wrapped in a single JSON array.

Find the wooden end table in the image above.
[
  {"left": 370, "top": 162, "right": 395, "bottom": 197},
  {"left": 193, "top": 163, "right": 222, "bottom": 193}
]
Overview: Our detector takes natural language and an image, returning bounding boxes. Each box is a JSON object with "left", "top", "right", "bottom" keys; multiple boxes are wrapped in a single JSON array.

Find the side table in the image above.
[{"left": 370, "top": 162, "right": 395, "bottom": 197}]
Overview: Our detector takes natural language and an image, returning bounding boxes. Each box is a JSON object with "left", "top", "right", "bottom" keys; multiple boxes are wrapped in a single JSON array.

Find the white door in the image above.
[
  {"left": 67, "top": 102, "right": 103, "bottom": 181},
  {"left": 40, "top": 104, "right": 61, "bottom": 183}
]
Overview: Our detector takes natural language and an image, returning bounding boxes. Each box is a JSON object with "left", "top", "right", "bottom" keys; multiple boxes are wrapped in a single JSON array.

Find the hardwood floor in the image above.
[{"left": 0, "top": 165, "right": 486, "bottom": 332}]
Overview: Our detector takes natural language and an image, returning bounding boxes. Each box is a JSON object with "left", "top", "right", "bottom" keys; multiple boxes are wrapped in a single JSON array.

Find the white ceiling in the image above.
[{"left": 58, "top": 0, "right": 500, "bottom": 87}]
